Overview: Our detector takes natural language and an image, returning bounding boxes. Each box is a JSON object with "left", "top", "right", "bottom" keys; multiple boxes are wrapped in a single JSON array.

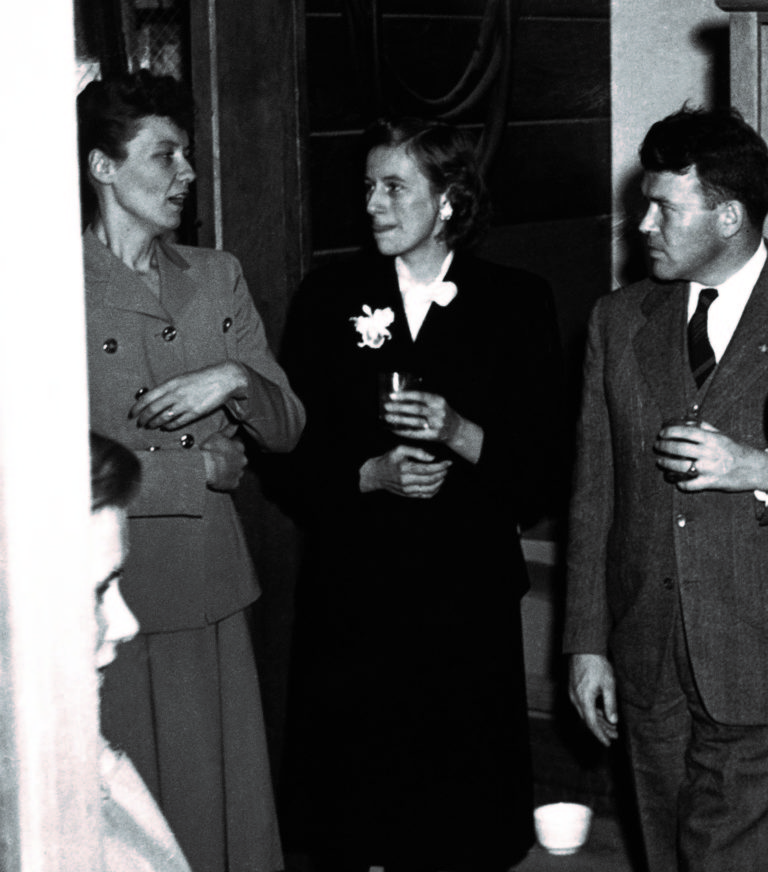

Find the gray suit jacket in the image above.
[
  {"left": 84, "top": 229, "right": 305, "bottom": 632},
  {"left": 564, "top": 265, "right": 768, "bottom": 724}
]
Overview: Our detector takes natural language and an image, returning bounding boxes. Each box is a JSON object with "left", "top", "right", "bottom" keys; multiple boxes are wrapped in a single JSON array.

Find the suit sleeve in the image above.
[
  {"left": 224, "top": 258, "right": 306, "bottom": 452},
  {"left": 563, "top": 297, "right": 613, "bottom": 655}
]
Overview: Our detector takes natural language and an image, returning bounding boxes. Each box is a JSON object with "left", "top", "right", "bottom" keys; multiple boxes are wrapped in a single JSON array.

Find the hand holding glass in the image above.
[
  {"left": 379, "top": 372, "right": 427, "bottom": 433},
  {"left": 659, "top": 415, "right": 701, "bottom": 483}
]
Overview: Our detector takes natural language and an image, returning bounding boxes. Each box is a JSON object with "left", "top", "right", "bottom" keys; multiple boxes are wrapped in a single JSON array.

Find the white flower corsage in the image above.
[{"left": 350, "top": 305, "right": 395, "bottom": 349}]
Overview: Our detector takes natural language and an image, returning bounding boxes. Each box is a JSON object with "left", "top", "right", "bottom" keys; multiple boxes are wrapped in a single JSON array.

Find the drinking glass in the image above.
[
  {"left": 660, "top": 414, "right": 700, "bottom": 483},
  {"left": 378, "top": 372, "right": 424, "bottom": 429}
]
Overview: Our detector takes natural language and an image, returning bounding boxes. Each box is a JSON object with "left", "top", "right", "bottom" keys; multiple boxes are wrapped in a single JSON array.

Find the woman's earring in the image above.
[{"left": 439, "top": 198, "right": 453, "bottom": 221}]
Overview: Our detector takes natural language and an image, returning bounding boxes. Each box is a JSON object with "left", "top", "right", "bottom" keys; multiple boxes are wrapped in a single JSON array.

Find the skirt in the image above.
[{"left": 100, "top": 609, "right": 283, "bottom": 872}]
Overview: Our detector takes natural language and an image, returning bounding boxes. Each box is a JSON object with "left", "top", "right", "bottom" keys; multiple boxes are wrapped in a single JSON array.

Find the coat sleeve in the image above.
[
  {"left": 472, "top": 273, "right": 566, "bottom": 524},
  {"left": 563, "top": 296, "right": 613, "bottom": 655},
  {"left": 223, "top": 258, "right": 305, "bottom": 452}
]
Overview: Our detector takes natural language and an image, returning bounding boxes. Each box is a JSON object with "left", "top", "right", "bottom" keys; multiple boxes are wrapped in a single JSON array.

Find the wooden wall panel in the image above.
[
  {"left": 509, "top": 20, "right": 609, "bottom": 119},
  {"left": 212, "top": 0, "right": 309, "bottom": 346},
  {"left": 524, "top": 0, "right": 608, "bottom": 16},
  {"left": 306, "top": 0, "right": 608, "bottom": 15},
  {"left": 307, "top": 134, "right": 369, "bottom": 251},
  {"left": 305, "top": 16, "right": 485, "bottom": 130},
  {"left": 486, "top": 120, "right": 611, "bottom": 223},
  {"left": 306, "top": 15, "right": 608, "bottom": 130},
  {"left": 306, "top": 0, "right": 486, "bottom": 12}
]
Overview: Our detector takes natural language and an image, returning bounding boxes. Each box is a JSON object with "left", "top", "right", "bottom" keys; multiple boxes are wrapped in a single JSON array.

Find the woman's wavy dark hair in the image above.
[
  {"left": 363, "top": 117, "right": 490, "bottom": 249},
  {"left": 77, "top": 70, "right": 194, "bottom": 223},
  {"left": 90, "top": 431, "right": 141, "bottom": 513}
]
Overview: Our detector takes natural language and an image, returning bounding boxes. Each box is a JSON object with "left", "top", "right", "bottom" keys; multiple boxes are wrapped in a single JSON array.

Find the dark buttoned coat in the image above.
[{"left": 564, "top": 266, "right": 768, "bottom": 724}]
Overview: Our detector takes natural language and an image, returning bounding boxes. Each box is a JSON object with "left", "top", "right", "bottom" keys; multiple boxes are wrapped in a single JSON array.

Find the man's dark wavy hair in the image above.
[
  {"left": 640, "top": 105, "right": 768, "bottom": 228},
  {"left": 77, "top": 70, "right": 194, "bottom": 222},
  {"left": 363, "top": 117, "right": 490, "bottom": 249}
]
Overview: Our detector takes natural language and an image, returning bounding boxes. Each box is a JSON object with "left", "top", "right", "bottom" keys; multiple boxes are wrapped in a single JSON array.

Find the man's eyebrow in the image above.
[{"left": 643, "top": 192, "right": 672, "bottom": 205}]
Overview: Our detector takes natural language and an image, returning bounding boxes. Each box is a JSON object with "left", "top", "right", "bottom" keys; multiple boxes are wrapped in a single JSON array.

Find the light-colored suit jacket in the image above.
[
  {"left": 564, "top": 265, "right": 768, "bottom": 724},
  {"left": 84, "top": 228, "right": 305, "bottom": 632}
]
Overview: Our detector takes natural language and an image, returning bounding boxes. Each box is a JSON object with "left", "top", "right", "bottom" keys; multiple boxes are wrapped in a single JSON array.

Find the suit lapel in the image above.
[
  {"left": 83, "top": 227, "right": 168, "bottom": 321},
  {"left": 701, "top": 264, "right": 768, "bottom": 426},
  {"left": 633, "top": 281, "right": 691, "bottom": 422},
  {"left": 366, "top": 257, "right": 412, "bottom": 350},
  {"left": 155, "top": 238, "right": 199, "bottom": 321},
  {"left": 83, "top": 230, "right": 203, "bottom": 324}
]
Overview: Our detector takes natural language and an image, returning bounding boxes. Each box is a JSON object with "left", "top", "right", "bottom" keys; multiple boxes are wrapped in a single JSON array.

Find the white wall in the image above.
[
  {"left": 0, "top": 4, "right": 101, "bottom": 869},
  {"left": 612, "top": 0, "right": 730, "bottom": 285}
]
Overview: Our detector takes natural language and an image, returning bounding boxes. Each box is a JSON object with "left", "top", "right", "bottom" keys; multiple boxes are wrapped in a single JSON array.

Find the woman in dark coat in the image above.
[{"left": 280, "top": 118, "right": 563, "bottom": 872}]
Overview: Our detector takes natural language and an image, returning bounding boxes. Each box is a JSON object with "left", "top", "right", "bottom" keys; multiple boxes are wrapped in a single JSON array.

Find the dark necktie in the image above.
[{"left": 688, "top": 287, "right": 719, "bottom": 387}]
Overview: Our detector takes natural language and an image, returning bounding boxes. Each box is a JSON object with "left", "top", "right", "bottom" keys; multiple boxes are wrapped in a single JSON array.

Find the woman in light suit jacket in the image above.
[{"left": 77, "top": 71, "right": 304, "bottom": 872}]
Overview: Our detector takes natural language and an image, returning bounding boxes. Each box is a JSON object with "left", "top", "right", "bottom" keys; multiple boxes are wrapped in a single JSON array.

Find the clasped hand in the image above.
[
  {"left": 654, "top": 420, "right": 768, "bottom": 492},
  {"left": 200, "top": 431, "right": 247, "bottom": 492},
  {"left": 129, "top": 362, "right": 247, "bottom": 430},
  {"left": 360, "top": 445, "right": 452, "bottom": 499},
  {"left": 382, "top": 389, "right": 460, "bottom": 444}
]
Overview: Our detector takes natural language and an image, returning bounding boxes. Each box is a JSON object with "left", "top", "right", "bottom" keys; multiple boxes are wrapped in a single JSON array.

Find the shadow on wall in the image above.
[
  {"left": 691, "top": 23, "right": 730, "bottom": 110},
  {"left": 615, "top": 167, "right": 648, "bottom": 288}
]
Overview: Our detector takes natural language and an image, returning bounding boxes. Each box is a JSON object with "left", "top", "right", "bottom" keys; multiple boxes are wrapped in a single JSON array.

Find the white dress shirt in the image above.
[
  {"left": 395, "top": 251, "right": 457, "bottom": 339},
  {"left": 688, "top": 241, "right": 767, "bottom": 362}
]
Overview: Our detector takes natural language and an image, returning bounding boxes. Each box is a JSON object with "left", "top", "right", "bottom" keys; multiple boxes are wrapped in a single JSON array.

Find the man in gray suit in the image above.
[{"left": 565, "top": 107, "right": 768, "bottom": 871}]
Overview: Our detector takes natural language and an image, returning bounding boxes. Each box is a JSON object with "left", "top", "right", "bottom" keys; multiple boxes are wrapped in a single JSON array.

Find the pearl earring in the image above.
[{"left": 439, "top": 199, "right": 453, "bottom": 221}]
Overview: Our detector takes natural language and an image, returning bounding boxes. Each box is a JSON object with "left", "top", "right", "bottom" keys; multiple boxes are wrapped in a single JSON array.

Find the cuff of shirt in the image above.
[{"left": 755, "top": 449, "right": 768, "bottom": 522}]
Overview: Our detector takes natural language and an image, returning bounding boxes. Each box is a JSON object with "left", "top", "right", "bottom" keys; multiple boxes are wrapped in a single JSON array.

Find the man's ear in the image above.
[
  {"left": 88, "top": 149, "right": 117, "bottom": 185},
  {"left": 717, "top": 199, "right": 745, "bottom": 239}
]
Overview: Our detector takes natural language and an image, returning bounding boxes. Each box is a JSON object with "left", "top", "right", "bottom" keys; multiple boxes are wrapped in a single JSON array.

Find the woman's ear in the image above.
[
  {"left": 88, "top": 149, "right": 116, "bottom": 185},
  {"left": 439, "top": 192, "right": 453, "bottom": 222}
]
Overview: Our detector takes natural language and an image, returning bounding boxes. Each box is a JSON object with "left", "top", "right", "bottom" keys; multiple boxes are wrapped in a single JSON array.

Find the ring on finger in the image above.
[{"left": 687, "top": 461, "right": 698, "bottom": 478}]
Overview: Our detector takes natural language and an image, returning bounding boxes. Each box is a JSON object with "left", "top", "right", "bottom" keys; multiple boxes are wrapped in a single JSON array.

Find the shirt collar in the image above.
[
  {"left": 395, "top": 250, "right": 455, "bottom": 293},
  {"left": 690, "top": 240, "right": 767, "bottom": 300}
]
